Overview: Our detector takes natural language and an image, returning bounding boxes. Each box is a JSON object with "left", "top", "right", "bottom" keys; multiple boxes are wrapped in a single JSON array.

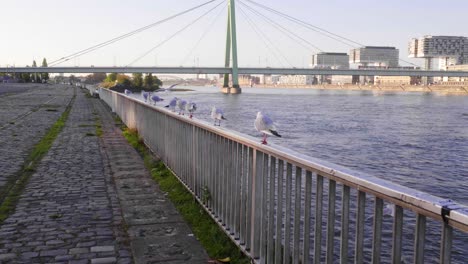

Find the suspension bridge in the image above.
[{"left": 2, "top": 0, "right": 467, "bottom": 94}]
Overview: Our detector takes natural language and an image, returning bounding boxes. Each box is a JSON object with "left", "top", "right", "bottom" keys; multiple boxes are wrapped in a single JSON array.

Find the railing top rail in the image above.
[{"left": 102, "top": 88, "right": 468, "bottom": 232}]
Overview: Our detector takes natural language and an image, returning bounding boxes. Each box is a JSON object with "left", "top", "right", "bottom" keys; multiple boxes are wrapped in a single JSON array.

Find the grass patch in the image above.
[
  {"left": 0, "top": 96, "right": 75, "bottom": 223},
  {"left": 122, "top": 128, "right": 250, "bottom": 264}
]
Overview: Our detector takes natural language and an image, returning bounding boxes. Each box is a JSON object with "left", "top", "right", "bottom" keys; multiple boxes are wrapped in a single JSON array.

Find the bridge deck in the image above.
[{"left": 0, "top": 84, "right": 207, "bottom": 263}]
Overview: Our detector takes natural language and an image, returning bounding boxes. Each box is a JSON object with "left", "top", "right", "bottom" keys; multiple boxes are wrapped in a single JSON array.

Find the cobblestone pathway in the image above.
[
  {"left": 0, "top": 89, "right": 131, "bottom": 263},
  {"left": 0, "top": 84, "right": 74, "bottom": 195},
  {"left": 92, "top": 97, "right": 209, "bottom": 263}
]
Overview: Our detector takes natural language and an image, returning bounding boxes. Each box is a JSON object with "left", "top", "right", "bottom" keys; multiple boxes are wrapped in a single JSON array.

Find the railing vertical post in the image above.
[
  {"left": 313, "top": 174, "right": 324, "bottom": 264},
  {"left": 392, "top": 205, "right": 403, "bottom": 264},
  {"left": 246, "top": 147, "right": 253, "bottom": 251},
  {"left": 440, "top": 223, "right": 453, "bottom": 264},
  {"left": 326, "top": 180, "right": 336, "bottom": 264},
  {"left": 372, "top": 198, "right": 383, "bottom": 264},
  {"left": 302, "top": 171, "right": 312, "bottom": 264},
  {"left": 267, "top": 157, "right": 276, "bottom": 263},
  {"left": 284, "top": 163, "right": 293, "bottom": 264},
  {"left": 260, "top": 153, "right": 269, "bottom": 263},
  {"left": 355, "top": 191, "right": 366, "bottom": 264},
  {"left": 274, "top": 160, "right": 284, "bottom": 264},
  {"left": 340, "top": 185, "right": 350, "bottom": 264},
  {"left": 250, "top": 150, "right": 261, "bottom": 258},
  {"left": 414, "top": 214, "right": 426, "bottom": 264},
  {"left": 293, "top": 167, "right": 302, "bottom": 264}
]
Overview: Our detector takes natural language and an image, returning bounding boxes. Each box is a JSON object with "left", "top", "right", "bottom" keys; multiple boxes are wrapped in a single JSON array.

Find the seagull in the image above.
[
  {"left": 177, "top": 99, "right": 187, "bottom": 115},
  {"left": 156, "top": 83, "right": 180, "bottom": 92},
  {"left": 185, "top": 102, "right": 197, "bottom": 119},
  {"left": 141, "top": 91, "right": 149, "bottom": 102},
  {"left": 150, "top": 94, "right": 164, "bottom": 105},
  {"left": 254, "top": 111, "right": 281, "bottom": 145},
  {"left": 124, "top": 89, "right": 132, "bottom": 96},
  {"left": 165, "top": 97, "right": 178, "bottom": 112},
  {"left": 211, "top": 106, "right": 226, "bottom": 126}
]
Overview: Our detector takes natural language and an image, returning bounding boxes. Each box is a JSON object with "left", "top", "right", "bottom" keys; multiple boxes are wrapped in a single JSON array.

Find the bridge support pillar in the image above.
[{"left": 222, "top": 0, "right": 242, "bottom": 94}]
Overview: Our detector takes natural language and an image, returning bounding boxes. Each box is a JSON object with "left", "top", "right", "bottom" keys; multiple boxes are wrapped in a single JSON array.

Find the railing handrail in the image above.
[{"left": 101, "top": 87, "right": 468, "bottom": 232}]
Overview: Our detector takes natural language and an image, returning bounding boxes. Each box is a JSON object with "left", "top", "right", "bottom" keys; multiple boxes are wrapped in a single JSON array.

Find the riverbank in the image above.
[{"left": 250, "top": 84, "right": 468, "bottom": 95}]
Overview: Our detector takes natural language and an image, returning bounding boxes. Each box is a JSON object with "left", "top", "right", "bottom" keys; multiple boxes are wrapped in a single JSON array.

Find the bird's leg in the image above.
[
  {"left": 189, "top": 113, "right": 193, "bottom": 119},
  {"left": 261, "top": 134, "right": 268, "bottom": 144}
]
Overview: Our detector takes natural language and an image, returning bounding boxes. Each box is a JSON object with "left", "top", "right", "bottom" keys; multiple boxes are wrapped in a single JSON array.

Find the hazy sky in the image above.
[{"left": 1, "top": 0, "right": 467, "bottom": 68}]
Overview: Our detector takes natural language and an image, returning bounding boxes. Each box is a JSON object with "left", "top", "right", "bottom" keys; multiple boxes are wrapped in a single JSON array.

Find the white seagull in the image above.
[
  {"left": 185, "top": 102, "right": 197, "bottom": 119},
  {"left": 211, "top": 106, "right": 226, "bottom": 126},
  {"left": 165, "top": 97, "right": 178, "bottom": 112},
  {"left": 124, "top": 89, "right": 132, "bottom": 96},
  {"left": 141, "top": 91, "right": 149, "bottom": 102},
  {"left": 150, "top": 94, "right": 164, "bottom": 105},
  {"left": 254, "top": 111, "right": 281, "bottom": 145},
  {"left": 177, "top": 99, "right": 187, "bottom": 115}
]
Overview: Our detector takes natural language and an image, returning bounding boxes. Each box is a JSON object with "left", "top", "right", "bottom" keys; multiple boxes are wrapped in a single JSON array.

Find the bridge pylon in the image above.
[{"left": 222, "top": 0, "right": 241, "bottom": 94}]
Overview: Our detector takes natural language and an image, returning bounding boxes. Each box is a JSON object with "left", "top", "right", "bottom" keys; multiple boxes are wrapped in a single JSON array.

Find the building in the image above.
[
  {"left": 374, "top": 76, "right": 421, "bottom": 85},
  {"left": 312, "top": 52, "right": 349, "bottom": 68},
  {"left": 349, "top": 46, "right": 399, "bottom": 67},
  {"left": 311, "top": 52, "right": 350, "bottom": 84},
  {"left": 445, "top": 64, "right": 468, "bottom": 82},
  {"left": 408, "top": 35, "right": 468, "bottom": 70},
  {"left": 278, "top": 75, "right": 314, "bottom": 86}
]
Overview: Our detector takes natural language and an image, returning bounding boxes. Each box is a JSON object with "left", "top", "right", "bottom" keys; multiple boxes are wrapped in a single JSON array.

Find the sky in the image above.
[{"left": 1, "top": 0, "right": 467, "bottom": 68}]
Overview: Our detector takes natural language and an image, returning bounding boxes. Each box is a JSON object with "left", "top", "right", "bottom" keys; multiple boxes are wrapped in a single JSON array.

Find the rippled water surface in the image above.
[{"left": 144, "top": 86, "right": 468, "bottom": 204}]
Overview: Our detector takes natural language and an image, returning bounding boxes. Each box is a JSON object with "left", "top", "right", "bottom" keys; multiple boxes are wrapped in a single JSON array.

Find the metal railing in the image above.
[{"left": 100, "top": 88, "right": 468, "bottom": 264}]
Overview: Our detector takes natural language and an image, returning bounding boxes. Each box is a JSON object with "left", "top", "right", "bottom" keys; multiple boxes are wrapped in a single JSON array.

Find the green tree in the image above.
[
  {"left": 132, "top": 73, "right": 143, "bottom": 88},
  {"left": 144, "top": 73, "right": 154, "bottom": 90},
  {"left": 85, "top": 73, "right": 107, "bottom": 84},
  {"left": 106, "top": 73, "right": 117, "bottom": 82},
  {"left": 31, "top": 60, "right": 39, "bottom": 83},
  {"left": 41, "top": 58, "right": 49, "bottom": 82},
  {"left": 116, "top": 74, "right": 131, "bottom": 86},
  {"left": 154, "top": 76, "right": 163, "bottom": 89}
]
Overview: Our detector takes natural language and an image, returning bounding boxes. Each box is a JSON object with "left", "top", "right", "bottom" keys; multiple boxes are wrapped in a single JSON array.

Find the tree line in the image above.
[
  {"left": 0, "top": 58, "right": 49, "bottom": 83},
  {"left": 87, "top": 73, "right": 162, "bottom": 91}
]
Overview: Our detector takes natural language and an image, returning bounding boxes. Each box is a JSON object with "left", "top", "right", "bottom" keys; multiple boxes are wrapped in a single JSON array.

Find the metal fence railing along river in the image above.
[{"left": 99, "top": 88, "right": 468, "bottom": 264}]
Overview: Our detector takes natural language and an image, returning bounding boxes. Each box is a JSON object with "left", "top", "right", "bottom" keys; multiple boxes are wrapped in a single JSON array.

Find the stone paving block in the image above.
[
  {"left": 0, "top": 253, "right": 17, "bottom": 261},
  {"left": 91, "top": 246, "right": 115, "bottom": 253},
  {"left": 91, "top": 257, "right": 117, "bottom": 264},
  {"left": 132, "top": 236, "right": 208, "bottom": 263},
  {"left": 127, "top": 223, "right": 193, "bottom": 239}
]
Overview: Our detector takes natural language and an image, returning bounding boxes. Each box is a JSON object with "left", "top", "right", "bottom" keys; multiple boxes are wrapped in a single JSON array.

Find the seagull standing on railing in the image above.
[
  {"left": 254, "top": 111, "right": 281, "bottom": 145},
  {"left": 165, "top": 97, "right": 178, "bottom": 112},
  {"left": 150, "top": 94, "right": 164, "bottom": 105},
  {"left": 211, "top": 106, "right": 226, "bottom": 126},
  {"left": 185, "top": 102, "right": 197, "bottom": 119},
  {"left": 124, "top": 89, "right": 132, "bottom": 96},
  {"left": 142, "top": 91, "right": 149, "bottom": 102},
  {"left": 177, "top": 99, "right": 187, "bottom": 115}
]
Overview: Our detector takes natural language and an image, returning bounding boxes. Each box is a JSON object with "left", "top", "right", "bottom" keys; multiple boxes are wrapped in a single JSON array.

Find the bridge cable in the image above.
[
  {"left": 179, "top": 3, "right": 228, "bottom": 66},
  {"left": 48, "top": 0, "right": 219, "bottom": 66},
  {"left": 127, "top": 1, "right": 225, "bottom": 66},
  {"left": 238, "top": 1, "right": 323, "bottom": 53},
  {"left": 237, "top": 5, "right": 290, "bottom": 67},
  {"left": 239, "top": 1, "right": 319, "bottom": 56},
  {"left": 243, "top": 0, "right": 362, "bottom": 48},
  {"left": 243, "top": 0, "right": 420, "bottom": 67}
]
